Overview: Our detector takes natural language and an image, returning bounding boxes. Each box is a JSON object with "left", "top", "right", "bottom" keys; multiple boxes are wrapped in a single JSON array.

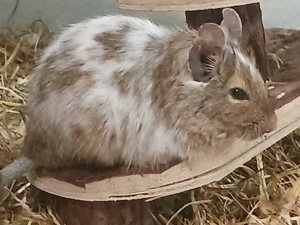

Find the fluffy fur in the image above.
[{"left": 0, "top": 9, "right": 277, "bottom": 193}]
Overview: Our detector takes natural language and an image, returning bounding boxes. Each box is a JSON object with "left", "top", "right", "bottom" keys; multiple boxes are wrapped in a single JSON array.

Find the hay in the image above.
[
  {"left": 0, "top": 21, "right": 58, "bottom": 225},
  {"left": 0, "top": 20, "right": 299, "bottom": 225},
  {"left": 151, "top": 133, "right": 300, "bottom": 225}
]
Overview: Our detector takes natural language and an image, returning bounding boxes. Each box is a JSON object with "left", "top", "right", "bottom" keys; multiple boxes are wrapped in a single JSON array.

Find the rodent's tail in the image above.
[{"left": 0, "top": 156, "right": 33, "bottom": 191}]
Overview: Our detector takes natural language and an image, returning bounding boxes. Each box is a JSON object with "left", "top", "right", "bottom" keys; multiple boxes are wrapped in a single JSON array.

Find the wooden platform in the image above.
[
  {"left": 117, "top": 0, "right": 261, "bottom": 11},
  {"left": 27, "top": 28, "right": 300, "bottom": 203}
]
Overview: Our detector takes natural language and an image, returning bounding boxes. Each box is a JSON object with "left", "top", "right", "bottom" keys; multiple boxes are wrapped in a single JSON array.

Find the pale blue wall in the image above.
[{"left": 1, "top": 0, "right": 300, "bottom": 32}]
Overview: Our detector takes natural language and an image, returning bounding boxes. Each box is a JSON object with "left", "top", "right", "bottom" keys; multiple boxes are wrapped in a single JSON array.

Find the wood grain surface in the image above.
[{"left": 117, "top": 0, "right": 261, "bottom": 11}]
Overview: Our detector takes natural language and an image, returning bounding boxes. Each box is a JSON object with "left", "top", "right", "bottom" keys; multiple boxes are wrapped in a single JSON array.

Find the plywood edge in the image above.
[
  {"left": 27, "top": 95, "right": 300, "bottom": 202},
  {"left": 117, "top": 0, "right": 260, "bottom": 11}
]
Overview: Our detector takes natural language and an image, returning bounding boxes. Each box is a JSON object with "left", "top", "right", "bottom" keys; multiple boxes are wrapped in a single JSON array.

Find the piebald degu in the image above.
[{"left": 0, "top": 8, "right": 276, "bottom": 192}]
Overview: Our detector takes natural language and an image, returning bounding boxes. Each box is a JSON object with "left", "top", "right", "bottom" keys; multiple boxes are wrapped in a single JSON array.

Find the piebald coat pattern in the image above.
[{"left": 0, "top": 9, "right": 277, "bottom": 193}]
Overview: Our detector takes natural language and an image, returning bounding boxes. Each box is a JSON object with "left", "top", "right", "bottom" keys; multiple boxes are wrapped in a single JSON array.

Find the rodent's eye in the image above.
[{"left": 229, "top": 88, "right": 249, "bottom": 100}]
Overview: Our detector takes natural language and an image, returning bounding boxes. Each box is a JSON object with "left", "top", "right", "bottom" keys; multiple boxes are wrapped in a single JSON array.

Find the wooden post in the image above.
[
  {"left": 58, "top": 198, "right": 154, "bottom": 225},
  {"left": 185, "top": 3, "right": 269, "bottom": 81}
]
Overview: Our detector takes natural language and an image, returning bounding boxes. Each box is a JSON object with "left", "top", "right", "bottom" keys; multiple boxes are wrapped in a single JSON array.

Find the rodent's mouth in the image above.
[{"left": 240, "top": 122, "right": 268, "bottom": 140}]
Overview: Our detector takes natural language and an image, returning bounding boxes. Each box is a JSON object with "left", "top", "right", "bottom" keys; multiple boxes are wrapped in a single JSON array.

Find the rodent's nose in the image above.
[
  {"left": 264, "top": 113, "right": 277, "bottom": 134},
  {"left": 264, "top": 126, "right": 273, "bottom": 133}
]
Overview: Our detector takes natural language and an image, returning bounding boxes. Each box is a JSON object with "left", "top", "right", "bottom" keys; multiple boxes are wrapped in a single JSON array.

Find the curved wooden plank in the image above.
[
  {"left": 27, "top": 95, "right": 300, "bottom": 202},
  {"left": 117, "top": 0, "right": 260, "bottom": 11}
]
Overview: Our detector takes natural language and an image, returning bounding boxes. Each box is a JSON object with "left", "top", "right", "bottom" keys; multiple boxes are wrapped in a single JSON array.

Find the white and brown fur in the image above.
[{"left": 0, "top": 9, "right": 276, "bottom": 191}]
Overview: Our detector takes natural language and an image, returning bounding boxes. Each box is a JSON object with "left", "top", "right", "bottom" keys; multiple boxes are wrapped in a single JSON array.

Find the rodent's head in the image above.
[{"left": 184, "top": 8, "right": 277, "bottom": 140}]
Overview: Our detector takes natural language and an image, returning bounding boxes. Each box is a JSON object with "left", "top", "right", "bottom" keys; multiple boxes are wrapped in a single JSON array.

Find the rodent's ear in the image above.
[
  {"left": 188, "top": 45, "right": 210, "bottom": 82},
  {"left": 188, "top": 23, "right": 226, "bottom": 82},
  {"left": 246, "top": 44, "right": 257, "bottom": 65},
  {"left": 197, "top": 23, "right": 226, "bottom": 56},
  {"left": 220, "top": 8, "right": 243, "bottom": 45}
]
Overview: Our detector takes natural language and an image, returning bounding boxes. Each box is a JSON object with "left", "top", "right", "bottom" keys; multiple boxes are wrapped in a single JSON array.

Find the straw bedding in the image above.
[{"left": 0, "top": 21, "right": 300, "bottom": 225}]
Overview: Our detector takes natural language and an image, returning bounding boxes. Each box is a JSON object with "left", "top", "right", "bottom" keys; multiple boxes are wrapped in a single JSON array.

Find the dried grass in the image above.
[
  {"left": 152, "top": 133, "right": 300, "bottom": 225},
  {"left": 0, "top": 20, "right": 300, "bottom": 225},
  {"left": 0, "top": 21, "right": 58, "bottom": 225}
]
